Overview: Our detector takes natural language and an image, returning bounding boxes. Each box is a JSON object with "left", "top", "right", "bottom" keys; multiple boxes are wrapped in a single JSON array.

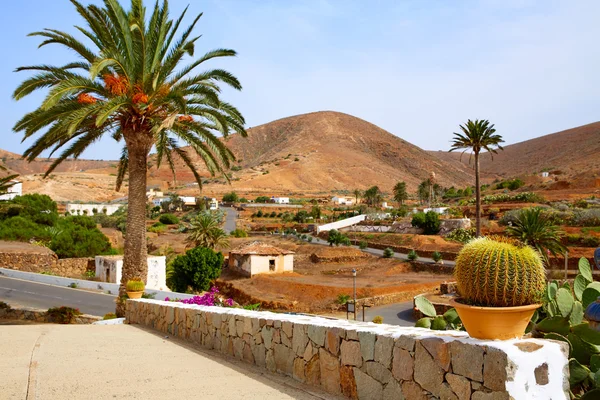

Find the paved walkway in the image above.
[{"left": 1, "top": 324, "right": 332, "bottom": 400}]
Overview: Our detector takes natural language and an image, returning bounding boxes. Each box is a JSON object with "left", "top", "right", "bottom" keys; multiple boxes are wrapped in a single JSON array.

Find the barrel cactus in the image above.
[{"left": 454, "top": 237, "right": 546, "bottom": 307}]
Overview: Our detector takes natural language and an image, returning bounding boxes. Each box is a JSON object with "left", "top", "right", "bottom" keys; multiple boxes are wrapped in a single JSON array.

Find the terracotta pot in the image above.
[
  {"left": 450, "top": 298, "right": 540, "bottom": 340},
  {"left": 127, "top": 291, "right": 143, "bottom": 299}
]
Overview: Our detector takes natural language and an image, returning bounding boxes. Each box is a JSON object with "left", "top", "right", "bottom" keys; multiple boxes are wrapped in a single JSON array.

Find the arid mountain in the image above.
[
  {"left": 429, "top": 122, "right": 600, "bottom": 187},
  {"left": 149, "top": 111, "right": 474, "bottom": 195},
  {"left": 0, "top": 148, "right": 115, "bottom": 176}
]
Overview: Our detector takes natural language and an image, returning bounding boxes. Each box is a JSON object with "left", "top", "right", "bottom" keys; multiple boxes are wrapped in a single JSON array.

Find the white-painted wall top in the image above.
[{"left": 66, "top": 203, "right": 121, "bottom": 216}]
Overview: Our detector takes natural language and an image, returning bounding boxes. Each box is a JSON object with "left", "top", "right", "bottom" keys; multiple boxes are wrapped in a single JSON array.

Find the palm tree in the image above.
[
  {"left": 450, "top": 120, "right": 504, "bottom": 237},
  {"left": 0, "top": 165, "right": 19, "bottom": 196},
  {"left": 353, "top": 189, "right": 362, "bottom": 204},
  {"left": 13, "top": 0, "right": 246, "bottom": 315},
  {"left": 393, "top": 181, "right": 408, "bottom": 206},
  {"left": 363, "top": 186, "right": 382, "bottom": 207},
  {"left": 506, "top": 207, "right": 567, "bottom": 263},
  {"left": 186, "top": 213, "right": 229, "bottom": 249}
]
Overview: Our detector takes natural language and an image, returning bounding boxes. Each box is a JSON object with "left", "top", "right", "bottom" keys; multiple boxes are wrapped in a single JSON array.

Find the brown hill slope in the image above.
[
  {"left": 475, "top": 122, "right": 600, "bottom": 179},
  {"left": 0, "top": 148, "right": 116, "bottom": 175},
  {"left": 150, "top": 111, "right": 473, "bottom": 194}
]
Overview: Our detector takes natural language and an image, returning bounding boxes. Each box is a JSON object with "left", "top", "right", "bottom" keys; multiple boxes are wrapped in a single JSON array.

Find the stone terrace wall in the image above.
[
  {"left": 0, "top": 250, "right": 57, "bottom": 272},
  {"left": 56, "top": 257, "right": 94, "bottom": 278},
  {"left": 127, "top": 299, "right": 569, "bottom": 400}
]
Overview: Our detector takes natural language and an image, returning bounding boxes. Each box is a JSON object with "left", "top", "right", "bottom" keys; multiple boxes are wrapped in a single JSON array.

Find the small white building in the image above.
[
  {"left": 332, "top": 196, "right": 354, "bottom": 205},
  {"left": 67, "top": 203, "right": 121, "bottom": 215},
  {"left": 146, "top": 188, "right": 164, "bottom": 199},
  {"left": 95, "top": 255, "right": 168, "bottom": 291},
  {"left": 180, "top": 196, "right": 196, "bottom": 206},
  {"left": 541, "top": 172, "right": 550, "bottom": 178},
  {"left": 271, "top": 197, "right": 290, "bottom": 204},
  {"left": 423, "top": 207, "right": 449, "bottom": 215},
  {"left": 209, "top": 198, "right": 219, "bottom": 210},
  {"left": 381, "top": 202, "right": 394, "bottom": 209},
  {"left": 152, "top": 197, "right": 169, "bottom": 207},
  {"left": 0, "top": 180, "right": 22, "bottom": 201},
  {"left": 228, "top": 241, "right": 294, "bottom": 277}
]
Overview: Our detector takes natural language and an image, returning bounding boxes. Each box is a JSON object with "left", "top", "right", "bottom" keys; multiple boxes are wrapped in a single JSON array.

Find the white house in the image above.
[
  {"left": 180, "top": 196, "right": 196, "bottom": 206},
  {"left": 0, "top": 180, "right": 22, "bottom": 201},
  {"left": 146, "top": 188, "right": 163, "bottom": 199},
  {"left": 209, "top": 198, "right": 219, "bottom": 210},
  {"left": 152, "top": 197, "right": 169, "bottom": 207},
  {"left": 95, "top": 255, "right": 167, "bottom": 291},
  {"left": 228, "top": 241, "right": 294, "bottom": 277},
  {"left": 272, "top": 197, "right": 290, "bottom": 204},
  {"left": 332, "top": 196, "right": 354, "bottom": 205},
  {"left": 67, "top": 203, "right": 121, "bottom": 215}
]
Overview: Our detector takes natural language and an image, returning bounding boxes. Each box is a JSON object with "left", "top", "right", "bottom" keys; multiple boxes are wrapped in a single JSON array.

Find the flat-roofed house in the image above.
[{"left": 228, "top": 241, "right": 294, "bottom": 277}]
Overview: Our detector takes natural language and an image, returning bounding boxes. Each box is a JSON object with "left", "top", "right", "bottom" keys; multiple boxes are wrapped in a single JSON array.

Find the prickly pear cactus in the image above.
[{"left": 454, "top": 237, "right": 546, "bottom": 307}]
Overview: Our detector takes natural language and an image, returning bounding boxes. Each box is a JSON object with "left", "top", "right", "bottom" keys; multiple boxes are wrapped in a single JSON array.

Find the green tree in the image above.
[
  {"left": 506, "top": 207, "right": 567, "bottom": 263},
  {"left": 222, "top": 192, "right": 239, "bottom": 203},
  {"left": 10, "top": 194, "right": 58, "bottom": 226},
  {"left": 363, "top": 186, "right": 382, "bottom": 207},
  {"left": 417, "top": 180, "right": 431, "bottom": 204},
  {"left": 167, "top": 247, "right": 223, "bottom": 293},
  {"left": 186, "top": 213, "right": 229, "bottom": 249},
  {"left": 450, "top": 120, "right": 504, "bottom": 237},
  {"left": 353, "top": 189, "right": 362, "bottom": 204},
  {"left": 393, "top": 181, "right": 408, "bottom": 206},
  {"left": 327, "top": 229, "right": 351, "bottom": 246},
  {"left": 310, "top": 205, "right": 321, "bottom": 220},
  {"left": 13, "top": 1, "right": 246, "bottom": 315}
]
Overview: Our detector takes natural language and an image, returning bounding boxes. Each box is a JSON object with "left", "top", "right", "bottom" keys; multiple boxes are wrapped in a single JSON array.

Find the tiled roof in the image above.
[{"left": 230, "top": 241, "right": 294, "bottom": 256}]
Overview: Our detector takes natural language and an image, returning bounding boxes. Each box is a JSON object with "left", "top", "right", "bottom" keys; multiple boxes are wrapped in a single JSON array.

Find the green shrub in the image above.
[
  {"left": 572, "top": 209, "right": 600, "bottom": 227},
  {"left": 336, "top": 294, "right": 351, "bottom": 304},
  {"left": 159, "top": 213, "right": 179, "bottom": 225},
  {"left": 407, "top": 250, "right": 418, "bottom": 261},
  {"left": 445, "top": 227, "right": 476, "bottom": 244},
  {"left": 495, "top": 178, "right": 525, "bottom": 191},
  {"left": 383, "top": 248, "right": 394, "bottom": 258},
  {"left": 167, "top": 247, "right": 224, "bottom": 293},
  {"left": 47, "top": 306, "right": 81, "bottom": 324},
  {"left": 255, "top": 196, "right": 270, "bottom": 203},
  {"left": 372, "top": 315, "right": 384, "bottom": 324},
  {"left": 230, "top": 229, "right": 248, "bottom": 238},
  {"left": 49, "top": 222, "right": 112, "bottom": 258},
  {"left": 327, "top": 229, "right": 351, "bottom": 246},
  {"left": 411, "top": 211, "right": 441, "bottom": 235},
  {"left": 0, "top": 216, "right": 51, "bottom": 241},
  {"left": 148, "top": 222, "right": 167, "bottom": 233},
  {"left": 222, "top": 192, "right": 239, "bottom": 203},
  {"left": 103, "top": 313, "right": 117, "bottom": 320},
  {"left": 432, "top": 251, "right": 443, "bottom": 262},
  {"left": 358, "top": 241, "right": 368, "bottom": 250},
  {"left": 0, "top": 301, "right": 10, "bottom": 310},
  {"left": 565, "top": 234, "right": 600, "bottom": 248},
  {"left": 256, "top": 210, "right": 264, "bottom": 218},
  {"left": 9, "top": 194, "right": 58, "bottom": 226}
]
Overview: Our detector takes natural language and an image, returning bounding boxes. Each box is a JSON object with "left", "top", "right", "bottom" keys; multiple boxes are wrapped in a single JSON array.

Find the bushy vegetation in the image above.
[
  {"left": 336, "top": 294, "right": 351, "bottom": 305},
  {"left": 255, "top": 196, "right": 270, "bottom": 203},
  {"left": 445, "top": 227, "right": 476, "bottom": 244},
  {"left": 159, "top": 213, "right": 179, "bottom": 225},
  {"left": 167, "top": 247, "right": 223, "bottom": 293},
  {"left": 494, "top": 178, "right": 525, "bottom": 190},
  {"left": 505, "top": 208, "right": 567, "bottom": 261},
  {"left": 147, "top": 222, "right": 167, "bottom": 233},
  {"left": 565, "top": 234, "right": 600, "bottom": 248},
  {"left": 411, "top": 211, "right": 441, "bottom": 235},
  {"left": 467, "top": 192, "right": 543, "bottom": 205},
  {"left": 327, "top": 229, "right": 351, "bottom": 246},
  {"left": 358, "top": 241, "right": 368, "bottom": 250},
  {"left": 407, "top": 250, "right": 418, "bottom": 261},
  {"left": 383, "top": 248, "right": 394, "bottom": 258},
  {"left": 0, "top": 195, "right": 113, "bottom": 258},
  {"left": 230, "top": 228, "right": 248, "bottom": 238},
  {"left": 47, "top": 306, "right": 81, "bottom": 324},
  {"left": 372, "top": 315, "right": 384, "bottom": 324},
  {"left": 432, "top": 251, "right": 443, "bottom": 262},
  {"left": 222, "top": 192, "right": 239, "bottom": 203}
]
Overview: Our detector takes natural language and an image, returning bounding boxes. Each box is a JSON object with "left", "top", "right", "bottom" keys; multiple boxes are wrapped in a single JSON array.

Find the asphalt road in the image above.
[
  {"left": 308, "top": 235, "right": 455, "bottom": 266},
  {"left": 0, "top": 276, "right": 116, "bottom": 316},
  {"left": 224, "top": 206, "right": 238, "bottom": 233},
  {"left": 362, "top": 301, "right": 415, "bottom": 327}
]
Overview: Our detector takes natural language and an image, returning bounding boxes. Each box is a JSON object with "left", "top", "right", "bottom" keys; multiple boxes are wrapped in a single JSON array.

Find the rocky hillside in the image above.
[{"left": 150, "top": 111, "right": 474, "bottom": 194}]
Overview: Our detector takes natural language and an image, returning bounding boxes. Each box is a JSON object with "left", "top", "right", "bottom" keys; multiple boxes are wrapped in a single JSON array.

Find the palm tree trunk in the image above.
[
  {"left": 116, "top": 138, "right": 151, "bottom": 316},
  {"left": 475, "top": 151, "right": 481, "bottom": 237}
]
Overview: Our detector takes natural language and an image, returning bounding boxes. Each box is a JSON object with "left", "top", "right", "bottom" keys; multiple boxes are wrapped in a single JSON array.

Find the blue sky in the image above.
[{"left": 1, "top": 0, "right": 599, "bottom": 160}]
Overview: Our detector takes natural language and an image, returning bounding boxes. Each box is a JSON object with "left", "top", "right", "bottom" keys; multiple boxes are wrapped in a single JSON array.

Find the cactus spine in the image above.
[{"left": 454, "top": 237, "right": 545, "bottom": 307}]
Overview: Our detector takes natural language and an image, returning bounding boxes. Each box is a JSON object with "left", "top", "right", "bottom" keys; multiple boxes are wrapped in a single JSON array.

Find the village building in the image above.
[
  {"left": 66, "top": 203, "right": 121, "bottom": 215},
  {"left": 331, "top": 196, "right": 354, "bottom": 205},
  {"left": 228, "top": 241, "right": 294, "bottom": 277},
  {"left": 95, "top": 255, "right": 167, "bottom": 291},
  {"left": 0, "top": 180, "right": 22, "bottom": 201},
  {"left": 271, "top": 197, "right": 290, "bottom": 204}
]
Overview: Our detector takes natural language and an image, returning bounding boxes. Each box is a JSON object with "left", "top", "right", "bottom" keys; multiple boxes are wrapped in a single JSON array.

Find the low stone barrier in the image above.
[
  {"left": 56, "top": 257, "right": 94, "bottom": 278},
  {"left": 126, "top": 299, "right": 569, "bottom": 399},
  {"left": 0, "top": 303, "right": 101, "bottom": 324}
]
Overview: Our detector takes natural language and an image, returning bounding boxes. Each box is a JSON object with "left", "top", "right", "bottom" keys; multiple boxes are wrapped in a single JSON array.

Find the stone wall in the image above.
[
  {"left": 345, "top": 219, "right": 471, "bottom": 235},
  {"left": 0, "top": 247, "right": 57, "bottom": 273},
  {"left": 55, "top": 257, "right": 94, "bottom": 278},
  {"left": 126, "top": 299, "right": 569, "bottom": 400},
  {"left": 0, "top": 303, "right": 101, "bottom": 324}
]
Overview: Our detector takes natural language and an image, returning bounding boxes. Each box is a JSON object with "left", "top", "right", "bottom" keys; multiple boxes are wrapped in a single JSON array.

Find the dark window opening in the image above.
[{"left": 269, "top": 259, "right": 275, "bottom": 271}]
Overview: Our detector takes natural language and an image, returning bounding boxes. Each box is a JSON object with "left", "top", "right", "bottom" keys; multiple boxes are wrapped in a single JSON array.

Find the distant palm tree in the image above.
[
  {"left": 353, "top": 189, "right": 362, "bottom": 204},
  {"left": 186, "top": 213, "right": 229, "bottom": 249},
  {"left": 450, "top": 120, "right": 504, "bottom": 237},
  {"left": 393, "top": 181, "right": 408, "bottom": 206},
  {"left": 506, "top": 207, "right": 566, "bottom": 263},
  {"left": 12, "top": 0, "right": 246, "bottom": 315},
  {"left": 363, "top": 186, "right": 382, "bottom": 207}
]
